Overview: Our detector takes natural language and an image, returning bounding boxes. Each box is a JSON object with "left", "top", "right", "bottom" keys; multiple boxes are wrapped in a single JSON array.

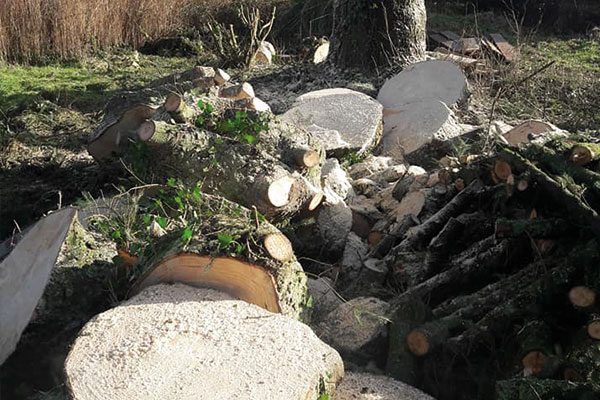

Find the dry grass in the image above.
[{"left": 0, "top": 0, "right": 191, "bottom": 62}]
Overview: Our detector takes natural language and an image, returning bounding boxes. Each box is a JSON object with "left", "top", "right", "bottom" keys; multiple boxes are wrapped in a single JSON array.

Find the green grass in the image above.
[
  {"left": 0, "top": 51, "right": 196, "bottom": 114},
  {"left": 531, "top": 38, "right": 600, "bottom": 72}
]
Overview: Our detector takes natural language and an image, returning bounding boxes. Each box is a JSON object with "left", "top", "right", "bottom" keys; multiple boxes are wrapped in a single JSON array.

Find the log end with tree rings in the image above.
[
  {"left": 568, "top": 286, "right": 596, "bottom": 308},
  {"left": 134, "top": 254, "right": 282, "bottom": 314},
  {"left": 308, "top": 191, "right": 324, "bottom": 211},
  {"left": 406, "top": 330, "right": 430, "bottom": 357},
  {"left": 267, "top": 176, "right": 295, "bottom": 208},
  {"left": 522, "top": 351, "right": 548, "bottom": 376},
  {"left": 263, "top": 233, "right": 294, "bottom": 262},
  {"left": 137, "top": 121, "right": 156, "bottom": 141},
  {"left": 570, "top": 145, "right": 594, "bottom": 166},
  {"left": 164, "top": 93, "right": 184, "bottom": 113},
  {"left": 494, "top": 159, "right": 513, "bottom": 181},
  {"left": 294, "top": 148, "right": 321, "bottom": 169},
  {"left": 587, "top": 319, "right": 600, "bottom": 340}
]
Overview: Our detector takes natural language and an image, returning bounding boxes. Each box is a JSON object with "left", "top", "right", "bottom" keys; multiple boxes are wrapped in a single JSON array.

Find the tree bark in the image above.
[{"left": 331, "top": 0, "right": 426, "bottom": 68}]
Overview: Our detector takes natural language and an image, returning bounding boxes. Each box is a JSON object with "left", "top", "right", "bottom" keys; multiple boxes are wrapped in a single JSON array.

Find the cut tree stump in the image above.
[
  {"left": 377, "top": 60, "right": 468, "bottom": 109},
  {"left": 570, "top": 143, "right": 600, "bottom": 166},
  {"left": 379, "top": 99, "right": 463, "bottom": 157},
  {"left": 281, "top": 88, "right": 383, "bottom": 156},
  {"left": 132, "top": 193, "right": 309, "bottom": 318},
  {"left": 65, "top": 284, "right": 343, "bottom": 400}
]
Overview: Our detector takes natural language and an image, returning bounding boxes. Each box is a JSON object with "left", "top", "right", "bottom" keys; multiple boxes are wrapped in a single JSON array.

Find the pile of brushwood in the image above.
[{"left": 379, "top": 137, "right": 600, "bottom": 400}]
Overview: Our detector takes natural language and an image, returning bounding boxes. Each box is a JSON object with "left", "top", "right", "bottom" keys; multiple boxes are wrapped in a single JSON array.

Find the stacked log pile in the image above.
[{"left": 338, "top": 136, "right": 600, "bottom": 399}]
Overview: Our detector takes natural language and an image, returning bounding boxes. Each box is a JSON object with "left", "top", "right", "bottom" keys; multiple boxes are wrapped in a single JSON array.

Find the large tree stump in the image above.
[{"left": 126, "top": 192, "right": 310, "bottom": 319}]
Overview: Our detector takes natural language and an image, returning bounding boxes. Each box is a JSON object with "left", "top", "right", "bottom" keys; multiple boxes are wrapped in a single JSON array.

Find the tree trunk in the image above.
[{"left": 331, "top": 0, "right": 426, "bottom": 68}]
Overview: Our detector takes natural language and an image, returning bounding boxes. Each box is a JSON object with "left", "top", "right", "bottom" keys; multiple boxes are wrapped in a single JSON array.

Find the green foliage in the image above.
[
  {"left": 193, "top": 101, "right": 270, "bottom": 146},
  {"left": 216, "top": 110, "right": 269, "bottom": 145},
  {"left": 194, "top": 99, "right": 215, "bottom": 127},
  {"left": 340, "top": 150, "right": 366, "bottom": 168},
  {"left": 317, "top": 394, "right": 330, "bottom": 400}
]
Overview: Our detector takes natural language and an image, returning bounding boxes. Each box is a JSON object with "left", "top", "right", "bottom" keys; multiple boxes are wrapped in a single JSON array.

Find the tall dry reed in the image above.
[{"left": 0, "top": 0, "right": 188, "bottom": 62}]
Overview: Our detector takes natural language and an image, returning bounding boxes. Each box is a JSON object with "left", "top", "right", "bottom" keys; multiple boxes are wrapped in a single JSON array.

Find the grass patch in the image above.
[{"left": 0, "top": 51, "right": 196, "bottom": 115}]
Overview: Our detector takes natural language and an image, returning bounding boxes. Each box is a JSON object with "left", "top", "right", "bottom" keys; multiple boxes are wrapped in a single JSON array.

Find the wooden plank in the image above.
[
  {"left": 490, "top": 33, "right": 518, "bottom": 62},
  {"left": 0, "top": 208, "right": 77, "bottom": 364},
  {"left": 428, "top": 32, "right": 454, "bottom": 50},
  {"left": 441, "top": 31, "right": 462, "bottom": 41},
  {"left": 457, "top": 38, "right": 481, "bottom": 55}
]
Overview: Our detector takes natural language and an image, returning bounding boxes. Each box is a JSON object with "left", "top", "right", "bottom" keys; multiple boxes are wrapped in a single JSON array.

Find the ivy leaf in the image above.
[
  {"left": 197, "top": 99, "right": 205, "bottom": 109},
  {"left": 156, "top": 216, "right": 168, "bottom": 229},
  {"left": 142, "top": 214, "right": 151, "bottom": 225},
  {"left": 111, "top": 229, "right": 122, "bottom": 240},
  {"left": 235, "top": 242, "right": 243, "bottom": 254},
  {"left": 217, "top": 233, "right": 234, "bottom": 247},
  {"left": 181, "top": 227, "right": 193, "bottom": 242},
  {"left": 167, "top": 178, "right": 177, "bottom": 188},
  {"left": 192, "top": 185, "right": 202, "bottom": 202},
  {"left": 205, "top": 102, "right": 214, "bottom": 114},
  {"left": 242, "top": 134, "right": 257, "bottom": 145}
]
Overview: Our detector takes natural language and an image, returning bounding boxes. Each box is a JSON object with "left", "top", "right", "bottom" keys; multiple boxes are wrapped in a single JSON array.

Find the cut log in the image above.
[
  {"left": 502, "top": 120, "right": 558, "bottom": 146},
  {"left": 377, "top": 60, "right": 468, "bottom": 109},
  {"left": 219, "top": 82, "right": 255, "bottom": 100},
  {"left": 281, "top": 88, "right": 383, "bottom": 156},
  {"left": 88, "top": 105, "right": 156, "bottom": 161},
  {"left": 386, "top": 298, "right": 432, "bottom": 385},
  {"left": 213, "top": 68, "right": 231, "bottom": 86},
  {"left": 570, "top": 143, "right": 600, "bottom": 166},
  {"left": 587, "top": 317, "right": 600, "bottom": 340},
  {"left": 164, "top": 93, "right": 196, "bottom": 123},
  {"left": 136, "top": 120, "right": 174, "bottom": 143},
  {"left": 121, "top": 130, "right": 319, "bottom": 221},
  {"left": 517, "top": 320, "right": 555, "bottom": 377},
  {"left": 494, "top": 159, "right": 512, "bottom": 181},
  {"left": 406, "top": 316, "right": 465, "bottom": 357},
  {"left": 334, "top": 372, "right": 434, "bottom": 400},
  {"left": 379, "top": 100, "right": 463, "bottom": 157},
  {"left": 65, "top": 284, "right": 343, "bottom": 400},
  {"left": 499, "top": 148, "right": 600, "bottom": 231},
  {"left": 263, "top": 233, "right": 294, "bottom": 262},
  {"left": 569, "top": 286, "right": 597, "bottom": 309},
  {"left": 0, "top": 208, "right": 76, "bottom": 364},
  {"left": 132, "top": 193, "right": 309, "bottom": 318}
]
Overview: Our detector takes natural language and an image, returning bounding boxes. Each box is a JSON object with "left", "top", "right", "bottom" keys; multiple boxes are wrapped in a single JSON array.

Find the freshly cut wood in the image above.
[
  {"left": 136, "top": 120, "right": 173, "bottom": 143},
  {"left": 569, "top": 286, "right": 596, "bottom": 308},
  {"left": 133, "top": 193, "right": 309, "bottom": 318},
  {"left": 334, "top": 371, "right": 434, "bottom": 400},
  {"left": 219, "top": 82, "right": 255, "bottom": 100},
  {"left": 213, "top": 68, "right": 231, "bottom": 86},
  {"left": 406, "top": 317, "right": 464, "bottom": 356},
  {"left": 164, "top": 93, "right": 195, "bottom": 123},
  {"left": 379, "top": 100, "right": 463, "bottom": 157},
  {"left": 393, "top": 190, "right": 426, "bottom": 221},
  {"left": 137, "top": 256, "right": 281, "bottom": 313},
  {"left": 263, "top": 233, "right": 294, "bottom": 262},
  {"left": 489, "top": 33, "right": 518, "bottom": 62},
  {"left": 587, "top": 317, "right": 600, "bottom": 340},
  {"left": 292, "top": 147, "right": 321, "bottom": 168},
  {"left": 235, "top": 97, "right": 272, "bottom": 113},
  {"left": 502, "top": 120, "right": 557, "bottom": 146},
  {"left": 313, "top": 40, "right": 330, "bottom": 64},
  {"left": 88, "top": 105, "right": 156, "bottom": 161},
  {"left": 493, "top": 159, "right": 512, "bottom": 181},
  {"left": 0, "top": 208, "right": 76, "bottom": 365},
  {"left": 377, "top": 60, "right": 468, "bottom": 109},
  {"left": 517, "top": 320, "right": 555, "bottom": 377},
  {"left": 281, "top": 88, "right": 383, "bottom": 155},
  {"left": 252, "top": 47, "right": 273, "bottom": 65},
  {"left": 65, "top": 284, "right": 343, "bottom": 400},
  {"left": 570, "top": 143, "right": 600, "bottom": 166}
]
